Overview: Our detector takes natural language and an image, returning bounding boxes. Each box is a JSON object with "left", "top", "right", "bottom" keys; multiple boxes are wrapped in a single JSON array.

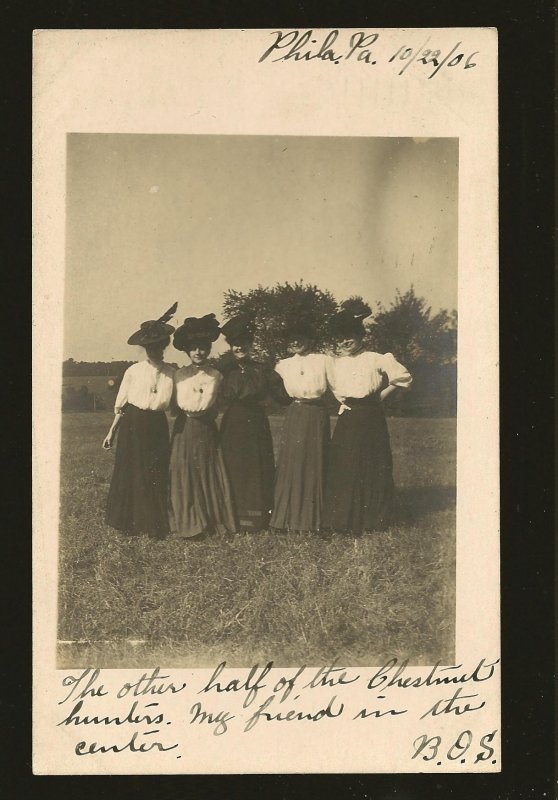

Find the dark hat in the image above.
[
  {"left": 127, "top": 302, "right": 177, "bottom": 346},
  {"left": 283, "top": 316, "right": 316, "bottom": 342},
  {"left": 220, "top": 315, "right": 255, "bottom": 345},
  {"left": 329, "top": 309, "right": 368, "bottom": 340},
  {"left": 173, "top": 313, "right": 221, "bottom": 351}
]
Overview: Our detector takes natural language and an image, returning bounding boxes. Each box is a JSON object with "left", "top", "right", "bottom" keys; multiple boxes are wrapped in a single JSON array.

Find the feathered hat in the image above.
[
  {"left": 220, "top": 315, "right": 255, "bottom": 345},
  {"left": 281, "top": 313, "right": 317, "bottom": 343},
  {"left": 127, "top": 302, "right": 178, "bottom": 346},
  {"left": 329, "top": 306, "right": 372, "bottom": 340},
  {"left": 173, "top": 313, "right": 221, "bottom": 352}
]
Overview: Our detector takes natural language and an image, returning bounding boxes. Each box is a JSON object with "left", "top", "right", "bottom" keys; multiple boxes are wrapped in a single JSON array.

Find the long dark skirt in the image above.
[
  {"left": 105, "top": 404, "right": 170, "bottom": 537},
  {"left": 168, "top": 412, "right": 237, "bottom": 538},
  {"left": 220, "top": 401, "right": 275, "bottom": 530},
  {"left": 323, "top": 397, "right": 394, "bottom": 534},
  {"left": 270, "top": 400, "right": 330, "bottom": 532}
]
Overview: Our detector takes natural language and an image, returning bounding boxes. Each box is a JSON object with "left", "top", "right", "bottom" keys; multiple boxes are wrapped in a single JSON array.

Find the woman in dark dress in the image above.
[
  {"left": 168, "top": 314, "right": 237, "bottom": 539},
  {"left": 323, "top": 310, "right": 412, "bottom": 535},
  {"left": 270, "top": 319, "right": 330, "bottom": 533},
  {"left": 103, "top": 303, "right": 177, "bottom": 538},
  {"left": 219, "top": 316, "right": 276, "bottom": 531}
]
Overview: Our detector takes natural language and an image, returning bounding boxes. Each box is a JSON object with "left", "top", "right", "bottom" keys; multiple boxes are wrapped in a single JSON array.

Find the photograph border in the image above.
[{"left": 59, "top": 130, "right": 459, "bottom": 671}]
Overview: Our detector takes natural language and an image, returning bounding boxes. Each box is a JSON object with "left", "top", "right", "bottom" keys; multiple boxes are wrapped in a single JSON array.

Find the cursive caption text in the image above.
[
  {"left": 56, "top": 658, "right": 499, "bottom": 767},
  {"left": 259, "top": 30, "right": 479, "bottom": 79}
]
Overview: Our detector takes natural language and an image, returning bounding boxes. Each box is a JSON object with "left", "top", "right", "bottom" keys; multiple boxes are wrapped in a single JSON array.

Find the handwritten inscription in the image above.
[
  {"left": 420, "top": 687, "right": 486, "bottom": 720},
  {"left": 58, "top": 699, "right": 165, "bottom": 726},
  {"left": 243, "top": 693, "right": 344, "bottom": 733},
  {"left": 190, "top": 702, "right": 234, "bottom": 736},
  {"left": 59, "top": 667, "right": 187, "bottom": 706},
  {"left": 412, "top": 729, "right": 498, "bottom": 764},
  {"left": 199, "top": 660, "right": 274, "bottom": 707},
  {"left": 55, "top": 658, "right": 499, "bottom": 765},
  {"left": 259, "top": 31, "right": 379, "bottom": 65},
  {"left": 259, "top": 30, "right": 479, "bottom": 79},
  {"left": 75, "top": 732, "right": 179, "bottom": 756},
  {"left": 367, "top": 657, "right": 499, "bottom": 690},
  {"left": 58, "top": 668, "right": 186, "bottom": 756}
]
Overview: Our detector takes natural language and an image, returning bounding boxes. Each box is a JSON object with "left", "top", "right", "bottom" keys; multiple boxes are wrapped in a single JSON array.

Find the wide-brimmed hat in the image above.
[
  {"left": 127, "top": 302, "right": 178, "bottom": 346},
  {"left": 220, "top": 315, "right": 255, "bottom": 345},
  {"left": 329, "top": 309, "right": 369, "bottom": 340},
  {"left": 282, "top": 316, "right": 316, "bottom": 342},
  {"left": 173, "top": 313, "right": 221, "bottom": 351}
]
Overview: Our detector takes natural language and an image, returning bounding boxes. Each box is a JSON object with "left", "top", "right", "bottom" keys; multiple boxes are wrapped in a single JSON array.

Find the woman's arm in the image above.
[
  {"left": 103, "top": 369, "right": 130, "bottom": 448},
  {"left": 379, "top": 353, "right": 412, "bottom": 402},
  {"left": 267, "top": 368, "right": 293, "bottom": 406},
  {"left": 102, "top": 412, "right": 123, "bottom": 449},
  {"left": 380, "top": 383, "right": 398, "bottom": 402},
  {"left": 168, "top": 374, "right": 180, "bottom": 417}
]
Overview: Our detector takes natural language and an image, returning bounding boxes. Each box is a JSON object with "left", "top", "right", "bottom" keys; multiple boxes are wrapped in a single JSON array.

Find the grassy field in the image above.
[{"left": 57, "top": 412, "right": 456, "bottom": 668}]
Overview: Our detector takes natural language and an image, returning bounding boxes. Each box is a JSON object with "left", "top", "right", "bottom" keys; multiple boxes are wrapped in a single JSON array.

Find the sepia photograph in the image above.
[{"left": 58, "top": 132, "right": 458, "bottom": 669}]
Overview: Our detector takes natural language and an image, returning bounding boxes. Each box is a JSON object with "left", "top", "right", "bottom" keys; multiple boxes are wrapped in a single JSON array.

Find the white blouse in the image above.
[
  {"left": 275, "top": 353, "right": 328, "bottom": 400},
  {"left": 326, "top": 351, "right": 412, "bottom": 403},
  {"left": 173, "top": 364, "right": 222, "bottom": 415},
  {"left": 114, "top": 360, "right": 175, "bottom": 413}
]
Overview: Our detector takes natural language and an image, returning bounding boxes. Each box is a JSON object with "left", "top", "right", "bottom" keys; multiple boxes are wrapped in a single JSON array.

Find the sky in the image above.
[{"left": 64, "top": 134, "right": 458, "bottom": 361}]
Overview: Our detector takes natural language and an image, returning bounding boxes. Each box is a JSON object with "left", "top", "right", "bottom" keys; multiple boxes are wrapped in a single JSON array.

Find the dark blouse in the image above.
[{"left": 220, "top": 359, "right": 291, "bottom": 406}]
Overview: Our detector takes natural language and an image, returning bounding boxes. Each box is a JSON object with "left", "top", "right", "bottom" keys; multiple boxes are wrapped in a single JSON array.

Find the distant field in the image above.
[
  {"left": 62, "top": 375, "right": 120, "bottom": 410},
  {"left": 57, "top": 412, "right": 456, "bottom": 668}
]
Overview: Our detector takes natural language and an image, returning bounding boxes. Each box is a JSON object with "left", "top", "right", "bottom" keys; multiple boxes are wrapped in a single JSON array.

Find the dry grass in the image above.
[{"left": 57, "top": 413, "right": 455, "bottom": 668}]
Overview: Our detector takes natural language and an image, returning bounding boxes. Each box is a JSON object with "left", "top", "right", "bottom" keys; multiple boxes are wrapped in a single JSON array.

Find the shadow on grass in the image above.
[{"left": 393, "top": 484, "right": 456, "bottom": 524}]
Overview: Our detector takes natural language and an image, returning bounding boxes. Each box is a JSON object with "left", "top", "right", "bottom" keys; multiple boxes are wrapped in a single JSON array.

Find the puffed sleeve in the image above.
[
  {"left": 379, "top": 352, "right": 412, "bottom": 389},
  {"left": 114, "top": 367, "right": 131, "bottom": 413}
]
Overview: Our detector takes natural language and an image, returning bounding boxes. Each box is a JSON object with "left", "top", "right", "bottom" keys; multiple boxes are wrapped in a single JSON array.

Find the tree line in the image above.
[
  {"left": 63, "top": 283, "right": 456, "bottom": 416},
  {"left": 63, "top": 359, "right": 181, "bottom": 376}
]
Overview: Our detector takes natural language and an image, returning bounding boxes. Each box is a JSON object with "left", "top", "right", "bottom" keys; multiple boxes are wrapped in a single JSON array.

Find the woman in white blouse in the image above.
[
  {"left": 103, "top": 303, "right": 177, "bottom": 537},
  {"left": 270, "top": 318, "right": 330, "bottom": 533},
  {"left": 323, "top": 310, "right": 412, "bottom": 534},
  {"left": 168, "top": 314, "right": 237, "bottom": 538}
]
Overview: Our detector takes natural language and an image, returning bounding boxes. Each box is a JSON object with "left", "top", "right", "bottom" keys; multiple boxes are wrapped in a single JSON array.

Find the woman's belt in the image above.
[
  {"left": 121, "top": 402, "right": 167, "bottom": 414},
  {"left": 175, "top": 407, "right": 217, "bottom": 420},
  {"left": 292, "top": 396, "right": 325, "bottom": 407}
]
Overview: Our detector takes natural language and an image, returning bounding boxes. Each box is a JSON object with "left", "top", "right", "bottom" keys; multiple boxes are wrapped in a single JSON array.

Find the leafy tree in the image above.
[
  {"left": 222, "top": 280, "right": 338, "bottom": 362},
  {"left": 343, "top": 287, "right": 457, "bottom": 367},
  {"left": 62, "top": 359, "right": 136, "bottom": 377}
]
